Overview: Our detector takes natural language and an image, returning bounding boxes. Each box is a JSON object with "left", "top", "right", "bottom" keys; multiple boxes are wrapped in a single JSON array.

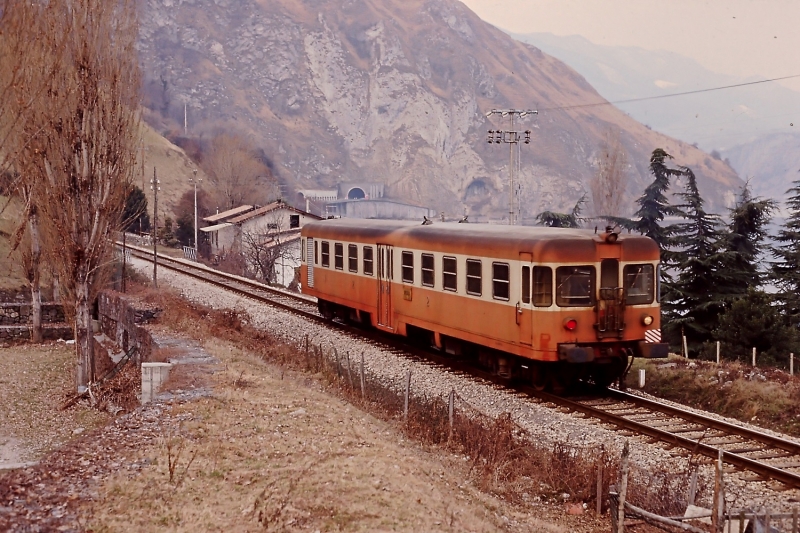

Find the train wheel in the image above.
[
  {"left": 317, "top": 299, "right": 334, "bottom": 320},
  {"left": 550, "top": 363, "right": 578, "bottom": 394},
  {"left": 529, "top": 363, "right": 548, "bottom": 391},
  {"left": 590, "top": 356, "right": 627, "bottom": 389}
]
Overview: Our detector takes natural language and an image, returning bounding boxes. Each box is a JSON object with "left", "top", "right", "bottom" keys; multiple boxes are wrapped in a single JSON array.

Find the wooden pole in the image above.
[
  {"left": 346, "top": 351, "right": 354, "bottom": 389},
  {"left": 716, "top": 341, "right": 720, "bottom": 364},
  {"left": 448, "top": 389, "right": 454, "bottom": 440},
  {"left": 359, "top": 351, "right": 366, "bottom": 400},
  {"left": 752, "top": 347, "right": 756, "bottom": 367},
  {"left": 765, "top": 509, "right": 770, "bottom": 532},
  {"left": 792, "top": 506, "right": 797, "bottom": 533},
  {"left": 609, "top": 488, "right": 619, "bottom": 532},
  {"left": 617, "top": 441, "right": 629, "bottom": 533},
  {"left": 739, "top": 510, "right": 746, "bottom": 533},
  {"left": 151, "top": 167, "right": 158, "bottom": 289},
  {"left": 682, "top": 335, "right": 688, "bottom": 358},
  {"left": 791, "top": 353, "right": 795, "bottom": 377},
  {"left": 688, "top": 469, "right": 698, "bottom": 506},
  {"left": 596, "top": 464, "right": 603, "bottom": 515},
  {"left": 403, "top": 370, "right": 411, "bottom": 422},
  {"left": 712, "top": 449, "right": 724, "bottom": 533}
]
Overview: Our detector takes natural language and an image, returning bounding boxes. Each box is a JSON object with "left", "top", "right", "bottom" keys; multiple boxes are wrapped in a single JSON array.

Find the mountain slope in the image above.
[
  {"left": 138, "top": 0, "right": 742, "bottom": 220},
  {"left": 512, "top": 32, "right": 800, "bottom": 153},
  {"left": 723, "top": 132, "right": 800, "bottom": 207}
]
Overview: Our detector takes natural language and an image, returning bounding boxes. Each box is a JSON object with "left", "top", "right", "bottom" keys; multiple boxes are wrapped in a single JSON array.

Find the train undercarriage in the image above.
[{"left": 317, "top": 298, "right": 634, "bottom": 393}]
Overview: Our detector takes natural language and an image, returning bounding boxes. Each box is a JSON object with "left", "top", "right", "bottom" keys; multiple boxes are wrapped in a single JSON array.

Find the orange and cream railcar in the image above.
[{"left": 300, "top": 219, "right": 668, "bottom": 389}]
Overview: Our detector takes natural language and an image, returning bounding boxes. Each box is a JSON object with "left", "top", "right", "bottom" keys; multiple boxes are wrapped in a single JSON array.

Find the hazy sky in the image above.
[{"left": 460, "top": 0, "right": 800, "bottom": 92}]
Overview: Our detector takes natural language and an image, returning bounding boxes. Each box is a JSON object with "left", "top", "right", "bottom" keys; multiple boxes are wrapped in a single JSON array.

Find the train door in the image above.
[
  {"left": 518, "top": 252, "right": 533, "bottom": 346},
  {"left": 377, "top": 244, "right": 393, "bottom": 330},
  {"left": 306, "top": 238, "right": 314, "bottom": 288},
  {"left": 597, "top": 258, "right": 624, "bottom": 338}
]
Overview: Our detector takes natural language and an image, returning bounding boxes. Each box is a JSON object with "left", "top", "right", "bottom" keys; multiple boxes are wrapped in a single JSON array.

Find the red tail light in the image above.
[{"left": 563, "top": 318, "right": 578, "bottom": 331}]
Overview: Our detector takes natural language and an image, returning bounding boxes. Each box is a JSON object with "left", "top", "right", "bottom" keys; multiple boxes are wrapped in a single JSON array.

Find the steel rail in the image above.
[
  {"left": 120, "top": 244, "right": 800, "bottom": 489},
  {"left": 531, "top": 390, "right": 800, "bottom": 488}
]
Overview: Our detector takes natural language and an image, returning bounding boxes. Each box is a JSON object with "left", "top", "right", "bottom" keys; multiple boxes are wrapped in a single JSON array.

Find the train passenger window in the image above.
[
  {"left": 401, "top": 251, "right": 414, "bottom": 283},
  {"left": 521, "top": 266, "right": 531, "bottom": 304},
  {"left": 421, "top": 254, "right": 434, "bottom": 287},
  {"left": 334, "top": 243, "right": 344, "bottom": 270},
  {"left": 556, "top": 266, "right": 595, "bottom": 307},
  {"left": 533, "top": 266, "right": 553, "bottom": 307},
  {"left": 442, "top": 256, "right": 457, "bottom": 292},
  {"left": 348, "top": 244, "right": 358, "bottom": 273},
  {"left": 466, "top": 259, "right": 482, "bottom": 296},
  {"left": 301, "top": 239, "right": 305, "bottom": 262},
  {"left": 363, "top": 246, "right": 374, "bottom": 276},
  {"left": 321, "top": 241, "right": 329, "bottom": 267},
  {"left": 492, "top": 263, "right": 510, "bottom": 301},
  {"left": 623, "top": 264, "right": 654, "bottom": 305}
]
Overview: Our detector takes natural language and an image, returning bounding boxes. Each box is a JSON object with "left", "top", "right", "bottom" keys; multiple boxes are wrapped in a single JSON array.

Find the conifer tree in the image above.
[
  {"left": 632, "top": 149, "right": 682, "bottom": 251},
  {"left": 722, "top": 184, "right": 775, "bottom": 294},
  {"left": 772, "top": 177, "right": 800, "bottom": 325},
  {"left": 536, "top": 195, "right": 585, "bottom": 228},
  {"left": 665, "top": 167, "right": 732, "bottom": 356}
]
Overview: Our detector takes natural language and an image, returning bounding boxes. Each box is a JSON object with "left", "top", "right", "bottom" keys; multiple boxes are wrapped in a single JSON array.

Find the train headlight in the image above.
[
  {"left": 563, "top": 318, "right": 578, "bottom": 331},
  {"left": 642, "top": 314, "right": 654, "bottom": 326}
]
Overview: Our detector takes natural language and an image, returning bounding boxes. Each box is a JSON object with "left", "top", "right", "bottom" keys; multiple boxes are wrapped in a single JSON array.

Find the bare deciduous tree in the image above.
[
  {"left": 239, "top": 209, "right": 300, "bottom": 285},
  {"left": 203, "top": 134, "right": 277, "bottom": 209},
  {"left": 9, "top": 0, "right": 140, "bottom": 390},
  {"left": 590, "top": 128, "right": 629, "bottom": 220}
]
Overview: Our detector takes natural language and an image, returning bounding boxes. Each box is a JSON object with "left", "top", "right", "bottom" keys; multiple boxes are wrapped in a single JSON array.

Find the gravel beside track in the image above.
[{"left": 129, "top": 256, "right": 800, "bottom": 514}]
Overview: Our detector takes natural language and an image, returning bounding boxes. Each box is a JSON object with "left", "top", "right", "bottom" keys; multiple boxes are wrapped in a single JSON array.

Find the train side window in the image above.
[
  {"left": 348, "top": 244, "right": 358, "bottom": 273},
  {"left": 533, "top": 266, "right": 553, "bottom": 307},
  {"left": 334, "top": 243, "right": 343, "bottom": 270},
  {"left": 363, "top": 246, "right": 374, "bottom": 276},
  {"left": 466, "top": 259, "right": 482, "bottom": 296},
  {"left": 521, "top": 266, "right": 531, "bottom": 304},
  {"left": 556, "top": 266, "right": 595, "bottom": 307},
  {"left": 492, "top": 262, "right": 510, "bottom": 301},
  {"left": 623, "top": 263, "right": 654, "bottom": 305},
  {"left": 442, "top": 256, "right": 457, "bottom": 292},
  {"left": 321, "top": 241, "right": 329, "bottom": 267},
  {"left": 401, "top": 251, "right": 414, "bottom": 283},
  {"left": 421, "top": 253, "right": 434, "bottom": 287},
  {"left": 301, "top": 238, "right": 306, "bottom": 262}
]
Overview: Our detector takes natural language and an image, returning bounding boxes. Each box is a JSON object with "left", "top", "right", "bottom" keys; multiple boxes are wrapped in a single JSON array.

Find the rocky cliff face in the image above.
[{"left": 138, "top": 0, "right": 742, "bottom": 220}]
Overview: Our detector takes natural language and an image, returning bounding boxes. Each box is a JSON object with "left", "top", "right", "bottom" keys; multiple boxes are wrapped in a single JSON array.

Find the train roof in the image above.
[{"left": 302, "top": 219, "right": 659, "bottom": 261}]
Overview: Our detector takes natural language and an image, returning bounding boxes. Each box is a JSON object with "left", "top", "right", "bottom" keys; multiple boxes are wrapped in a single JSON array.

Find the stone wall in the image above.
[
  {"left": 0, "top": 303, "right": 65, "bottom": 326},
  {"left": 96, "top": 291, "right": 161, "bottom": 365}
]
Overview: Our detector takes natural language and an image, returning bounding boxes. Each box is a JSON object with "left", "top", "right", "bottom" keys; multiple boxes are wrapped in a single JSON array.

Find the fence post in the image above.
[
  {"left": 359, "top": 351, "right": 366, "bottom": 400},
  {"left": 792, "top": 353, "right": 795, "bottom": 377},
  {"left": 617, "top": 441, "right": 629, "bottom": 533},
  {"left": 792, "top": 506, "right": 797, "bottom": 533},
  {"left": 334, "top": 347, "right": 341, "bottom": 379},
  {"left": 712, "top": 449, "right": 724, "bottom": 533},
  {"left": 638, "top": 369, "right": 645, "bottom": 388},
  {"left": 765, "top": 509, "right": 770, "bottom": 532},
  {"left": 688, "top": 469, "right": 698, "bottom": 506},
  {"left": 609, "top": 487, "right": 619, "bottom": 533},
  {"left": 403, "top": 370, "right": 411, "bottom": 422},
  {"left": 448, "top": 389, "right": 454, "bottom": 440},
  {"left": 596, "top": 463, "right": 603, "bottom": 515},
  {"left": 682, "top": 335, "right": 688, "bottom": 358},
  {"left": 346, "top": 351, "right": 354, "bottom": 389},
  {"left": 752, "top": 347, "right": 757, "bottom": 367},
  {"left": 716, "top": 341, "right": 720, "bottom": 364},
  {"left": 740, "top": 510, "right": 746, "bottom": 533}
]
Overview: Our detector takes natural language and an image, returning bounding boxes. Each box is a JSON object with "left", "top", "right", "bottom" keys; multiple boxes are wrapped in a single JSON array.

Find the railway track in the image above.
[{"left": 121, "top": 243, "right": 800, "bottom": 489}]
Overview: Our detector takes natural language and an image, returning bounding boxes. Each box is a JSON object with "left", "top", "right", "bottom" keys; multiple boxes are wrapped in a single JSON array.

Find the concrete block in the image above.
[{"left": 141, "top": 362, "right": 172, "bottom": 404}]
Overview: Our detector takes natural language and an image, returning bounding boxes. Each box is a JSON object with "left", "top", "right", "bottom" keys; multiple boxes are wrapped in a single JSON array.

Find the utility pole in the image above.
[
  {"left": 150, "top": 167, "right": 160, "bottom": 288},
  {"left": 486, "top": 109, "right": 537, "bottom": 225},
  {"left": 190, "top": 168, "right": 202, "bottom": 258}
]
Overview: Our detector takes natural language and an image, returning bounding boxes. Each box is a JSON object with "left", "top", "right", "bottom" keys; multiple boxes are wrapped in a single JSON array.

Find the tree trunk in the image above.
[
  {"left": 74, "top": 280, "right": 94, "bottom": 391},
  {"left": 28, "top": 210, "right": 42, "bottom": 343}
]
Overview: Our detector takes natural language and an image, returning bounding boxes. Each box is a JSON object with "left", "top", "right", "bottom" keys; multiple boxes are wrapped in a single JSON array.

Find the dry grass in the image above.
[
  {"left": 0, "top": 343, "right": 110, "bottom": 464},
  {"left": 630, "top": 355, "right": 800, "bottom": 437}
]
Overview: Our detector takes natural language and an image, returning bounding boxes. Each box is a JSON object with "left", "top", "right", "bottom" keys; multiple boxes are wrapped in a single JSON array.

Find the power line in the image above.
[{"left": 541, "top": 74, "right": 800, "bottom": 112}]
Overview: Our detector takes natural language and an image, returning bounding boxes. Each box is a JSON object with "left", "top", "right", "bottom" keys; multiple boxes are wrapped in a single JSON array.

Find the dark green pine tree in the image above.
[
  {"left": 536, "top": 195, "right": 585, "bottom": 228},
  {"left": 665, "top": 167, "right": 733, "bottom": 356},
  {"left": 122, "top": 186, "right": 150, "bottom": 233},
  {"left": 722, "top": 183, "right": 775, "bottom": 295},
  {"left": 631, "top": 149, "right": 683, "bottom": 251},
  {"left": 772, "top": 177, "right": 800, "bottom": 326}
]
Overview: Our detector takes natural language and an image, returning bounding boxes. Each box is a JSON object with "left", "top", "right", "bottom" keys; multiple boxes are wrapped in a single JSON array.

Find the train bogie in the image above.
[{"left": 300, "top": 219, "right": 668, "bottom": 391}]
